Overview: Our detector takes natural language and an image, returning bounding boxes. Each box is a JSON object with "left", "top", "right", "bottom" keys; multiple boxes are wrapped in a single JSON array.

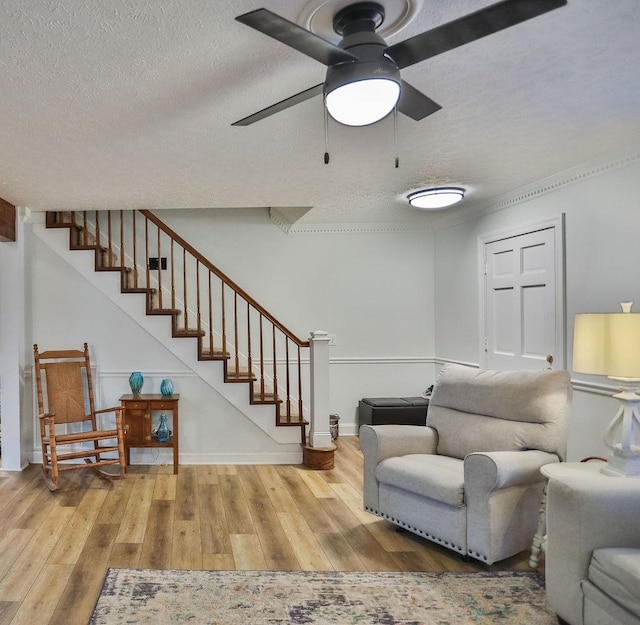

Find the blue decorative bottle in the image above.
[
  {"left": 129, "top": 371, "right": 143, "bottom": 396},
  {"left": 156, "top": 414, "right": 170, "bottom": 443},
  {"left": 160, "top": 378, "right": 174, "bottom": 396}
]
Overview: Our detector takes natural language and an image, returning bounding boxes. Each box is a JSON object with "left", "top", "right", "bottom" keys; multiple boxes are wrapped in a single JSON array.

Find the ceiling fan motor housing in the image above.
[
  {"left": 324, "top": 54, "right": 400, "bottom": 97},
  {"left": 331, "top": 1, "right": 396, "bottom": 69},
  {"left": 325, "top": 2, "right": 401, "bottom": 113},
  {"left": 332, "top": 2, "right": 386, "bottom": 37}
]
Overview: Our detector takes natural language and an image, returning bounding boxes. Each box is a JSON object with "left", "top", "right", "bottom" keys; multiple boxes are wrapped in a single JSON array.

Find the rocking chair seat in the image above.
[{"left": 41, "top": 427, "right": 120, "bottom": 445}]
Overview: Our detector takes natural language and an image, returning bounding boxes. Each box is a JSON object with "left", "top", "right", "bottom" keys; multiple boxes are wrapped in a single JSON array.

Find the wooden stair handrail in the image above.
[
  {"left": 47, "top": 209, "right": 310, "bottom": 431},
  {"left": 139, "top": 210, "right": 309, "bottom": 348}
]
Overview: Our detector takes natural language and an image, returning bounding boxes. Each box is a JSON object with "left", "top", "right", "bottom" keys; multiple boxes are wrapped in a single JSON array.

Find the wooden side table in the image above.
[
  {"left": 119, "top": 394, "right": 180, "bottom": 474},
  {"left": 528, "top": 460, "right": 606, "bottom": 568}
]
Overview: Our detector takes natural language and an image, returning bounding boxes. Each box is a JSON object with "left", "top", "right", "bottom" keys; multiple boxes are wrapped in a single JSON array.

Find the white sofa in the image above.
[
  {"left": 546, "top": 475, "right": 640, "bottom": 625},
  {"left": 360, "top": 363, "right": 572, "bottom": 564}
]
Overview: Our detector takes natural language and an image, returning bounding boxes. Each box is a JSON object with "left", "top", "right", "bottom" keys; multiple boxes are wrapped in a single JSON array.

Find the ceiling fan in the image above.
[{"left": 232, "top": 0, "right": 566, "bottom": 127}]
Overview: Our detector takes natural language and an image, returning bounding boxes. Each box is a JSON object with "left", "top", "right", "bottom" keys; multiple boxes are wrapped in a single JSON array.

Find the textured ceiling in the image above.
[{"left": 0, "top": 0, "right": 639, "bottom": 225}]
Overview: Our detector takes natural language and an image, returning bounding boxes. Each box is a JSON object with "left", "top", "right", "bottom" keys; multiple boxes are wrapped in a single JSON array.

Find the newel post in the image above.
[{"left": 304, "top": 330, "right": 335, "bottom": 469}]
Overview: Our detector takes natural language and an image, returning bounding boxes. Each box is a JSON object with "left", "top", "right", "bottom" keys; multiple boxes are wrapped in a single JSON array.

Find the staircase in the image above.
[{"left": 44, "top": 209, "right": 310, "bottom": 443}]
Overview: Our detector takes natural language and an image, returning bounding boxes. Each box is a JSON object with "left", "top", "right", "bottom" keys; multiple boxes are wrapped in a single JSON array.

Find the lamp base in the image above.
[
  {"left": 601, "top": 382, "right": 640, "bottom": 477},
  {"left": 600, "top": 451, "right": 640, "bottom": 477}
]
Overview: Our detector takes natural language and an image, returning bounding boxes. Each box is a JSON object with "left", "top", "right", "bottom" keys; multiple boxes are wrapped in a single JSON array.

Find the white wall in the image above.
[
  {"left": 433, "top": 152, "right": 640, "bottom": 460},
  {"left": 159, "top": 208, "right": 438, "bottom": 428},
  {"left": 24, "top": 208, "right": 436, "bottom": 462},
  {"left": 0, "top": 210, "right": 28, "bottom": 470}
]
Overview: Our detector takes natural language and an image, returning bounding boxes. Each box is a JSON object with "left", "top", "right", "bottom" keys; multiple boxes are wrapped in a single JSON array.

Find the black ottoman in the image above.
[{"left": 358, "top": 396, "right": 429, "bottom": 428}]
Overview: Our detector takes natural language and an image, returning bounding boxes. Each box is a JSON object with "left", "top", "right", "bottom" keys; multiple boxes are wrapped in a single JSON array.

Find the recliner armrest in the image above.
[
  {"left": 546, "top": 475, "right": 640, "bottom": 625},
  {"left": 359, "top": 424, "right": 438, "bottom": 514},
  {"left": 464, "top": 450, "right": 560, "bottom": 491},
  {"left": 359, "top": 424, "right": 438, "bottom": 463}
]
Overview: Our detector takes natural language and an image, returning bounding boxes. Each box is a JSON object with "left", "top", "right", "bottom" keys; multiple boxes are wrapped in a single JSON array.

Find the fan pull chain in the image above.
[
  {"left": 394, "top": 106, "right": 399, "bottom": 168},
  {"left": 323, "top": 96, "right": 330, "bottom": 165}
]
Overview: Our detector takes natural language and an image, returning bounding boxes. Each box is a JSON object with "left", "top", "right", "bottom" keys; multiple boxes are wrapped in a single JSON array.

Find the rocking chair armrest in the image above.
[{"left": 94, "top": 406, "right": 123, "bottom": 415}]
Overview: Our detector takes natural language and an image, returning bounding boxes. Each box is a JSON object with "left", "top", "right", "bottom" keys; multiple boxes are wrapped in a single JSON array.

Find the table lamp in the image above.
[{"left": 573, "top": 302, "right": 640, "bottom": 476}]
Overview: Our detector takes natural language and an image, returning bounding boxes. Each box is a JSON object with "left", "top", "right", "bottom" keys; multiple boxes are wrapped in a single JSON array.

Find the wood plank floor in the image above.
[{"left": 0, "top": 437, "right": 534, "bottom": 625}]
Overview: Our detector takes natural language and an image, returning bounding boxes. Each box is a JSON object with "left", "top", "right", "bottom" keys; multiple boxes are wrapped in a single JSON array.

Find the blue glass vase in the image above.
[
  {"left": 160, "top": 378, "right": 174, "bottom": 396},
  {"left": 129, "top": 371, "right": 143, "bottom": 396},
  {"left": 156, "top": 414, "right": 170, "bottom": 443}
]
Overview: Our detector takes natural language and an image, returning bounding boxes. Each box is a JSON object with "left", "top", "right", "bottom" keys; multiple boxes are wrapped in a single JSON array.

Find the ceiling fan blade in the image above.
[
  {"left": 397, "top": 81, "right": 441, "bottom": 121},
  {"left": 232, "top": 83, "right": 324, "bottom": 126},
  {"left": 386, "top": 0, "right": 567, "bottom": 70},
  {"left": 236, "top": 8, "right": 356, "bottom": 66}
]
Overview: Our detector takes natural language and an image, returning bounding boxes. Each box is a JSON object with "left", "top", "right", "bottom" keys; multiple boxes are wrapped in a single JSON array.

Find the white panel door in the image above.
[{"left": 483, "top": 226, "right": 560, "bottom": 371}]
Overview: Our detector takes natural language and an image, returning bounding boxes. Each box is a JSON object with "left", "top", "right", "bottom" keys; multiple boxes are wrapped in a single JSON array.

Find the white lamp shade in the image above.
[
  {"left": 325, "top": 78, "right": 400, "bottom": 126},
  {"left": 573, "top": 312, "right": 640, "bottom": 378}
]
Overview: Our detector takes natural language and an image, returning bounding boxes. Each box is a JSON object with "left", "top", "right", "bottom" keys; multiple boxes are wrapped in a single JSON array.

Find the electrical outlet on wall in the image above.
[
  {"left": 328, "top": 334, "right": 337, "bottom": 346},
  {"left": 148, "top": 257, "right": 167, "bottom": 270}
]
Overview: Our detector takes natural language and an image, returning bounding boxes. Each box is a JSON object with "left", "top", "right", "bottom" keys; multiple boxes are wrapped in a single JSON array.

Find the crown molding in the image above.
[
  {"left": 269, "top": 209, "right": 292, "bottom": 234},
  {"left": 269, "top": 144, "right": 640, "bottom": 235},
  {"left": 271, "top": 219, "right": 433, "bottom": 235},
  {"left": 269, "top": 207, "right": 314, "bottom": 234},
  {"left": 431, "top": 144, "right": 640, "bottom": 232}
]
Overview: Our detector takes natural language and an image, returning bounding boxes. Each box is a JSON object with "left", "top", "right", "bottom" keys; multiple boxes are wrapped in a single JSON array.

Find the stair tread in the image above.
[
  {"left": 226, "top": 371, "right": 256, "bottom": 382},
  {"left": 200, "top": 350, "right": 230, "bottom": 359},
  {"left": 252, "top": 385, "right": 277, "bottom": 402}
]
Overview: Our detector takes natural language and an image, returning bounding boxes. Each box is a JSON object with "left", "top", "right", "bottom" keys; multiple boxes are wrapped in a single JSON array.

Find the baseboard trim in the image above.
[{"left": 27, "top": 448, "right": 304, "bottom": 466}]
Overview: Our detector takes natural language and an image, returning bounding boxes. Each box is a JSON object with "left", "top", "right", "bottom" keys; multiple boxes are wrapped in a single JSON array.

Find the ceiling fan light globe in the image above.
[{"left": 326, "top": 78, "right": 400, "bottom": 126}]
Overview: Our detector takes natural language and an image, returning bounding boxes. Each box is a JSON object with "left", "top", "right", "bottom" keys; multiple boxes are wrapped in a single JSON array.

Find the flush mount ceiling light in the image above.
[{"left": 408, "top": 187, "right": 465, "bottom": 210}]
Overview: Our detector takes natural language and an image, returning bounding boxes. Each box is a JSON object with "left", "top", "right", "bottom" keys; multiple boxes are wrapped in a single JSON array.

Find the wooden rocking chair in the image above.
[{"left": 33, "top": 343, "right": 127, "bottom": 491}]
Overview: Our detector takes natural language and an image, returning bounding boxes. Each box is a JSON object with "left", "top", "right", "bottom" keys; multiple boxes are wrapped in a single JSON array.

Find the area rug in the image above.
[{"left": 89, "top": 568, "right": 557, "bottom": 625}]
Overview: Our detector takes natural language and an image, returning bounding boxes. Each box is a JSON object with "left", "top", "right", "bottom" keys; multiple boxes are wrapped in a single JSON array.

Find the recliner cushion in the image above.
[
  {"left": 588, "top": 547, "right": 640, "bottom": 619},
  {"left": 427, "top": 364, "right": 571, "bottom": 460},
  {"left": 375, "top": 454, "right": 465, "bottom": 508}
]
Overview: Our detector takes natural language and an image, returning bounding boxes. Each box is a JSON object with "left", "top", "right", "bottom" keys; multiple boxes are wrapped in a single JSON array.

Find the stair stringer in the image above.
[{"left": 33, "top": 222, "right": 303, "bottom": 450}]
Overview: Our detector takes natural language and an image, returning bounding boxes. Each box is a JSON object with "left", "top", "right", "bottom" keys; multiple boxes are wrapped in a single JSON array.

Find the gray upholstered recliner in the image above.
[
  {"left": 546, "top": 475, "right": 640, "bottom": 625},
  {"left": 360, "top": 363, "right": 572, "bottom": 564}
]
